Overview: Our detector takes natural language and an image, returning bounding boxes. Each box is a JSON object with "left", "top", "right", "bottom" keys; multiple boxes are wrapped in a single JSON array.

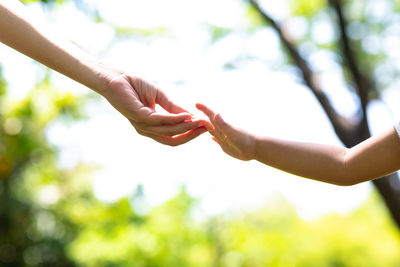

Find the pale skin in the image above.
[
  {"left": 0, "top": 0, "right": 207, "bottom": 146},
  {"left": 197, "top": 103, "right": 400, "bottom": 186}
]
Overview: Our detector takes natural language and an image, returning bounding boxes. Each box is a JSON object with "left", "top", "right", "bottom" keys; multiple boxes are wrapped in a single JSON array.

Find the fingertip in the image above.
[
  {"left": 195, "top": 103, "right": 204, "bottom": 110},
  {"left": 195, "top": 103, "right": 216, "bottom": 120},
  {"left": 203, "top": 121, "right": 214, "bottom": 132},
  {"left": 177, "top": 112, "right": 193, "bottom": 121},
  {"left": 196, "top": 103, "right": 211, "bottom": 112},
  {"left": 183, "top": 115, "right": 196, "bottom": 123},
  {"left": 182, "top": 112, "right": 193, "bottom": 117}
]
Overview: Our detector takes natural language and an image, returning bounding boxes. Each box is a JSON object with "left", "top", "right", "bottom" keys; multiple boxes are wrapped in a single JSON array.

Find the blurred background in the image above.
[{"left": 2, "top": 0, "right": 400, "bottom": 266}]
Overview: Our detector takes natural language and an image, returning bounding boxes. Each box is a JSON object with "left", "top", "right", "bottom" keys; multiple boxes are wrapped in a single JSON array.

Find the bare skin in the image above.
[
  {"left": 0, "top": 0, "right": 206, "bottom": 146},
  {"left": 197, "top": 103, "right": 400, "bottom": 186}
]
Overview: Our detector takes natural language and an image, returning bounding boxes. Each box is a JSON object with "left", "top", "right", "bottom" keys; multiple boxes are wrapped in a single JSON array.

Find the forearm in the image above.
[
  {"left": 253, "top": 128, "right": 400, "bottom": 186},
  {"left": 0, "top": 1, "right": 110, "bottom": 94},
  {"left": 254, "top": 136, "right": 350, "bottom": 185},
  {"left": 342, "top": 128, "right": 400, "bottom": 183}
]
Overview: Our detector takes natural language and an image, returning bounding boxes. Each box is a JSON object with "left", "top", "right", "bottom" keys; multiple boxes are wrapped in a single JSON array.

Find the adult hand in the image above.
[
  {"left": 101, "top": 73, "right": 206, "bottom": 146},
  {"left": 0, "top": 2, "right": 206, "bottom": 146}
]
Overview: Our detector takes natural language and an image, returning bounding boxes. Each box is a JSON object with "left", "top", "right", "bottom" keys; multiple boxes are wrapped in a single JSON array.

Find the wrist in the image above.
[
  {"left": 82, "top": 59, "right": 124, "bottom": 96},
  {"left": 247, "top": 134, "right": 260, "bottom": 161}
]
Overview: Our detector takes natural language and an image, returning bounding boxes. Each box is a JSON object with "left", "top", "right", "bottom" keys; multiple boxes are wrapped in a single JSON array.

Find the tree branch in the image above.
[
  {"left": 373, "top": 173, "right": 400, "bottom": 230},
  {"left": 329, "top": 0, "right": 371, "bottom": 123},
  {"left": 249, "top": 0, "right": 356, "bottom": 144}
]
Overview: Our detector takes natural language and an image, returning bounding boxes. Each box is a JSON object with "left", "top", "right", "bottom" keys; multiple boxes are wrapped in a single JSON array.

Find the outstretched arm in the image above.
[
  {"left": 0, "top": 0, "right": 105, "bottom": 93},
  {"left": 0, "top": 0, "right": 206, "bottom": 146},
  {"left": 197, "top": 103, "right": 400, "bottom": 186}
]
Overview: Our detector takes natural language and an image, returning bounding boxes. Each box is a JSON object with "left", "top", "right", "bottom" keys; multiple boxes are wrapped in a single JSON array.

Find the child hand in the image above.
[{"left": 196, "top": 103, "right": 257, "bottom": 161}]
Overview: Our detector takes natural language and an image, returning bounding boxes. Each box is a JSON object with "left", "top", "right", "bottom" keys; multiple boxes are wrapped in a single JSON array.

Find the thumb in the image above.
[{"left": 156, "top": 90, "right": 190, "bottom": 115}]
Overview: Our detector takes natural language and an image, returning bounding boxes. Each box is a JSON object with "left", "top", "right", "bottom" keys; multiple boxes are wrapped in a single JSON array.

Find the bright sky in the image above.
[{"left": 1, "top": 0, "right": 399, "bottom": 220}]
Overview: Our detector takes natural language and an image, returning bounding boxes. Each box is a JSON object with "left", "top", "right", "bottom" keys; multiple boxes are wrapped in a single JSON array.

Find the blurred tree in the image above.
[
  {"left": 0, "top": 67, "right": 87, "bottom": 265},
  {"left": 244, "top": 0, "right": 400, "bottom": 229}
]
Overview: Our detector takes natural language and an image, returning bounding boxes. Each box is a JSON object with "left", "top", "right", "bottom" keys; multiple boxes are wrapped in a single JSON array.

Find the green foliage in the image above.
[
  {"left": 0, "top": 62, "right": 88, "bottom": 266},
  {"left": 57, "top": 188, "right": 400, "bottom": 267},
  {"left": 289, "top": 0, "right": 327, "bottom": 17},
  {"left": 21, "top": 0, "right": 67, "bottom": 6}
]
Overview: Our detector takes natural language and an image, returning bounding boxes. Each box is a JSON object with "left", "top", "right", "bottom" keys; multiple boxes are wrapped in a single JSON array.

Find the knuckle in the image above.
[{"left": 130, "top": 76, "right": 145, "bottom": 87}]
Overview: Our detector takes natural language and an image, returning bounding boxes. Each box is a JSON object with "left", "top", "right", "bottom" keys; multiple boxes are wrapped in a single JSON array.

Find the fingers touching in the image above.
[
  {"left": 196, "top": 103, "right": 228, "bottom": 137},
  {"left": 196, "top": 103, "right": 253, "bottom": 160},
  {"left": 134, "top": 101, "right": 233, "bottom": 147},
  {"left": 131, "top": 114, "right": 208, "bottom": 146}
]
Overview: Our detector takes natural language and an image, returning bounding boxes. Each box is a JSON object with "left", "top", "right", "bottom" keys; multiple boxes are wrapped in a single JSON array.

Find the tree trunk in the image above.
[{"left": 249, "top": 0, "right": 400, "bottom": 230}]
